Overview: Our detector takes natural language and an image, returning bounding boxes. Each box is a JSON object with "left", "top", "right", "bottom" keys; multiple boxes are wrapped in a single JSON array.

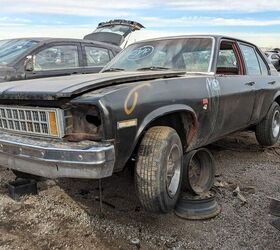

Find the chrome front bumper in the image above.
[{"left": 0, "top": 133, "right": 115, "bottom": 179}]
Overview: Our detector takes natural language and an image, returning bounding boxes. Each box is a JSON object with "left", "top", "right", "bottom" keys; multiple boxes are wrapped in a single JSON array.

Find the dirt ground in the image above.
[{"left": 0, "top": 131, "right": 279, "bottom": 250}]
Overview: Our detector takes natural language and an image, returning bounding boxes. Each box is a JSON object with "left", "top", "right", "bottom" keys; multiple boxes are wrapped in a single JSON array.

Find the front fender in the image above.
[{"left": 134, "top": 104, "right": 198, "bottom": 149}]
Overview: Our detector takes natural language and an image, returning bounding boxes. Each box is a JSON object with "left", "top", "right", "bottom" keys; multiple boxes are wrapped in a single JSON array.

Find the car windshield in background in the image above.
[
  {"left": 0, "top": 39, "right": 39, "bottom": 65},
  {"left": 103, "top": 37, "right": 213, "bottom": 73}
]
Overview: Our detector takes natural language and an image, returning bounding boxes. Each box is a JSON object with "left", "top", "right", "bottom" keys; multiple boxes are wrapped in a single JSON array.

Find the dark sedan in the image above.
[
  {"left": 0, "top": 19, "right": 144, "bottom": 82},
  {"left": 0, "top": 35, "right": 279, "bottom": 213}
]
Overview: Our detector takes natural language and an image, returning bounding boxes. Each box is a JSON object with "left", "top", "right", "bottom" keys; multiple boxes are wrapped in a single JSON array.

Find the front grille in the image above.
[{"left": 0, "top": 106, "right": 64, "bottom": 138}]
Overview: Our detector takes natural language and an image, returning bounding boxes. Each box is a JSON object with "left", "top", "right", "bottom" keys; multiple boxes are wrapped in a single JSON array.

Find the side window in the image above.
[
  {"left": 216, "top": 41, "right": 241, "bottom": 75},
  {"left": 34, "top": 45, "right": 79, "bottom": 71},
  {"left": 256, "top": 53, "right": 269, "bottom": 75},
  {"left": 217, "top": 50, "right": 237, "bottom": 68},
  {"left": 85, "top": 46, "right": 110, "bottom": 67},
  {"left": 239, "top": 44, "right": 261, "bottom": 75}
]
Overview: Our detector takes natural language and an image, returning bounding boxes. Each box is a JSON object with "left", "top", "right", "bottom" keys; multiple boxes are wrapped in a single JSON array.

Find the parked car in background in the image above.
[
  {"left": 0, "top": 19, "right": 144, "bottom": 82},
  {"left": 0, "top": 35, "right": 279, "bottom": 213},
  {"left": 265, "top": 51, "right": 280, "bottom": 71},
  {"left": 84, "top": 19, "right": 144, "bottom": 48}
]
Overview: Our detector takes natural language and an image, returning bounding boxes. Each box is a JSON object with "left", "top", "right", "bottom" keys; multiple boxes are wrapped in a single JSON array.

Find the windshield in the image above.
[
  {"left": 102, "top": 37, "right": 213, "bottom": 72},
  {"left": 0, "top": 39, "right": 39, "bottom": 65}
]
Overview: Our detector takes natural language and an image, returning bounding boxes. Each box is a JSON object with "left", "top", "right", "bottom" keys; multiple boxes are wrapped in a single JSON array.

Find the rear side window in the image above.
[
  {"left": 239, "top": 44, "right": 261, "bottom": 75},
  {"left": 85, "top": 46, "right": 110, "bottom": 67},
  {"left": 256, "top": 53, "right": 269, "bottom": 75}
]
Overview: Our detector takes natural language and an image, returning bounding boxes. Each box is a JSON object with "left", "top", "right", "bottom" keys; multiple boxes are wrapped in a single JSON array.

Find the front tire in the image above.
[
  {"left": 255, "top": 102, "right": 280, "bottom": 146},
  {"left": 135, "top": 126, "right": 183, "bottom": 213}
]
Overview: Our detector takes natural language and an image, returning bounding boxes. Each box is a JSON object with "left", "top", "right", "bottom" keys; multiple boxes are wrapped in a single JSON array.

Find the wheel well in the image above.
[
  {"left": 134, "top": 112, "right": 196, "bottom": 155},
  {"left": 275, "top": 96, "right": 280, "bottom": 106}
]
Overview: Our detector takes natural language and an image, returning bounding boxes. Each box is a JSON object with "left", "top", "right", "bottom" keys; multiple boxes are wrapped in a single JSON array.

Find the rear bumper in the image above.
[{"left": 0, "top": 133, "right": 115, "bottom": 179}]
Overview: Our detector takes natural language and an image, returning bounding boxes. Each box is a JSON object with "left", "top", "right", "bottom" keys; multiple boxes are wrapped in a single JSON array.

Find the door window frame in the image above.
[
  {"left": 81, "top": 43, "right": 113, "bottom": 68},
  {"left": 215, "top": 39, "right": 245, "bottom": 75},
  {"left": 31, "top": 42, "right": 83, "bottom": 73}
]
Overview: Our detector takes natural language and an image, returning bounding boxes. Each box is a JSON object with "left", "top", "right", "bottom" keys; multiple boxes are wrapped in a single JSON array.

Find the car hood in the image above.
[{"left": 0, "top": 71, "right": 185, "bottom": 100}]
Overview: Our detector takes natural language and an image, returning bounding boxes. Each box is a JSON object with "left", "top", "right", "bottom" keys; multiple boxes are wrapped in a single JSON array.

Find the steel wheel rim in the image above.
[
  {"left": 166, "top": 144, "right": 181, "bottom": 198},
  {"left": 272, "top": 110, "right": 280, "bottom": 138},
  {"left": 188, "top": 157, "right": 203, "bottom": 193}
]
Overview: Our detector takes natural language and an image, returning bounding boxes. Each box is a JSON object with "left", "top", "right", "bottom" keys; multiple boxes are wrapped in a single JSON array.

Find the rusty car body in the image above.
[{"left": 0, "top": 35, "right": 279, "bottom": 212}]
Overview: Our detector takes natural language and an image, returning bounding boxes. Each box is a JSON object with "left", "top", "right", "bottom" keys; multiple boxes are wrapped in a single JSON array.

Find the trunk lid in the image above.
[{"left": 83, "top": 19, "right": 144, "bottom": 46}]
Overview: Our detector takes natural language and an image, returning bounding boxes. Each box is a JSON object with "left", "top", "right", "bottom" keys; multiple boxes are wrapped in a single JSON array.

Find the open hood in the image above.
[{"left": 83, "top": 19, "right": 144, "bottom": 46}]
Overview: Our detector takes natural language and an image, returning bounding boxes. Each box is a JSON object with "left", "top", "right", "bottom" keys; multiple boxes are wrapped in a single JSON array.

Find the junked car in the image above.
[
  {"left": 0, "top": 20, "right": 144, "bottom": 82},
  {"left": 265, "top": 51, "right": 280, "bottom": 71},
  {"left": 0, "top": 35, "right": 279, "bottom": 213}
]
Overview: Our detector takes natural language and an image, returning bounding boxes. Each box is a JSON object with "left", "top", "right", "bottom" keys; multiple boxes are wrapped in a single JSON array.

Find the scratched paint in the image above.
[
  {"left": 206, "top": 78, "right": 221, "bottom": 132},
  {"left": 124, "top": 83, "right": 151, "bottom": 115}
]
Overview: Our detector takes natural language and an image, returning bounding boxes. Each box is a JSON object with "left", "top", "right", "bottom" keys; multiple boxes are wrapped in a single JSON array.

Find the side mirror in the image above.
[{"left": 24, "top": 55, "right": 34, "bottom": 72}]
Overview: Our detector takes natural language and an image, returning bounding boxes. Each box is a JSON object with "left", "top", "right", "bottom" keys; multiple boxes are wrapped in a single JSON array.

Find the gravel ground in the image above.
[{"left": 0, "top": 131, "right": 279, "bottom": 250}]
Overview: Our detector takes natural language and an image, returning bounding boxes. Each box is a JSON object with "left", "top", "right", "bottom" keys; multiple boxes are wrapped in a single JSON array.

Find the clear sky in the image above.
[{"left": 0, "top": 0, "right": 280, "bottom": 48}]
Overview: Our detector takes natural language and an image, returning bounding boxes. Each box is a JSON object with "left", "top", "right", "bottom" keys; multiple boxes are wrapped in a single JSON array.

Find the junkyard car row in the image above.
[{"left": 0, "top": 32, "right": 279, "bottom": 213}]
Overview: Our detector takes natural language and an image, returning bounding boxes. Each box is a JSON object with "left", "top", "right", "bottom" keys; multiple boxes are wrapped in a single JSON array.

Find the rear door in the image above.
[
  {"left": 81, "top": 44, "right": 113, "bottom": 74},
  {"left": 214, "top": 40, "right": 256, "bottom": 136},
  {"left": 25, "top": 42, "right": 83, "bottom": 79},
  {"left": 245, "top": 46, "right": 280, "bottom": 123}
]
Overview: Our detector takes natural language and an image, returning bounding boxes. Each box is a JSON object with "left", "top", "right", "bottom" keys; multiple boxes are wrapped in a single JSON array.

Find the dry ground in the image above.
[{"left": 0, "top": 131, "right": 280, "bottom": 249}]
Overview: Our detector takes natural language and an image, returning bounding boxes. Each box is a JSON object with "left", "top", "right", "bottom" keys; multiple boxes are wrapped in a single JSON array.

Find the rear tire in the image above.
[
  {"left": 135, "top": 126, "right": 183, "bottom": 213},
  {"left": 255, "top": 102, "right": 280, "bottom": 146}
]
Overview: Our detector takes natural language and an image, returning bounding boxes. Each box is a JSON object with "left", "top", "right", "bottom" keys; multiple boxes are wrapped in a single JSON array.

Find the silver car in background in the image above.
[{"left": 265, "top": 51, "right": 280, "bottom": 71}]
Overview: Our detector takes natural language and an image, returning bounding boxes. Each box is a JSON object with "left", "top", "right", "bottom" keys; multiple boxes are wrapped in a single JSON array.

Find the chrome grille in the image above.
[{"left": 0, "top": 106, "right": 64, "bottom": 138}]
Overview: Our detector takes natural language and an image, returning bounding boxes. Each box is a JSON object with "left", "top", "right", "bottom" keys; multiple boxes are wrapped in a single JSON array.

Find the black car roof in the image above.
[
  {"left": 2, "top": 37, "right": 121, "bottom": 51},
  {"left": 133, "top": 34, "right": 258, "bottom": 48}
]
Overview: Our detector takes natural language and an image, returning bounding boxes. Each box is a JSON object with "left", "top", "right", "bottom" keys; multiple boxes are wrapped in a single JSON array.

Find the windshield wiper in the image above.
[
  {"left": 102, "top": 67, "right": 125, "bottom": 72},
  {"left": 136, "top": 66, "right": 171, "bottom": 71}
]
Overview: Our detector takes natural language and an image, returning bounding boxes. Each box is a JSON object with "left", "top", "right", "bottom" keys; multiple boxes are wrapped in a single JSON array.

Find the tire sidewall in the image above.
[
  {"left": 267, "top": 103, "right": 280, "bottom": 144},
  {"left": 157, "top": 131, "right": 183, "bottom": 212}
]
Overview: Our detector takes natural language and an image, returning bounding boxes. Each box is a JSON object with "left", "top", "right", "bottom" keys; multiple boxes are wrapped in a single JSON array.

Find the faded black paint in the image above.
[{"left": 0, "top": 35, "right": 279, "bottom": 173}]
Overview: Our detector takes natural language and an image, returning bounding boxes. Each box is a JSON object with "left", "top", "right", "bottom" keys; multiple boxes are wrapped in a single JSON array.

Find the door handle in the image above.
[
  {"left": 245, "top": 81, "right": 255, "bottom": 86},
  {"left": 268, "top": 81, "right": 276, "bottom": 85}
]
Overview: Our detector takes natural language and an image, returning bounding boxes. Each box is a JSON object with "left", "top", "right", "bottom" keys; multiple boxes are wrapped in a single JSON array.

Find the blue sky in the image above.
[{"left": 0, "top": 0, "right": 280, "bottom": 48}]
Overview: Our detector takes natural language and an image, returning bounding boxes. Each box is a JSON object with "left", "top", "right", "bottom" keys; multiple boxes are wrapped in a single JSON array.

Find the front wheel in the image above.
[
  {"left": 255, "top": 102, "right": 280, "bottom": 146},
  {"left": 135, "top": 126, "right": 183, "bottom": 213}
]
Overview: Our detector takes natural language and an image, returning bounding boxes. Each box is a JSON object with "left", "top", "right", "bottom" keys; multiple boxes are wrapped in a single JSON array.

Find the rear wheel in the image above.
[
  {"left": 255, "top": 102, "right": 280, "bottom": 146},
  {"left": 135, "top": 126, "right": 183, "bottom": 213}
]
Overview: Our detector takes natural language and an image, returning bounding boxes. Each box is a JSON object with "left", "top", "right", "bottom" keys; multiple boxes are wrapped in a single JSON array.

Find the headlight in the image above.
[{"left": 65, "top": 105, "right": 103, "bottom": 142}]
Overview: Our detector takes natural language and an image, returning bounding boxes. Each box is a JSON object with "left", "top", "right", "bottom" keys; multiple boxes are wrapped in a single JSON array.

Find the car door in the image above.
[
  {"left": 81, "top": 44, "right": 113, "bottom": 74},
  {"left": 214, "top": 40, "right": 256, "bottom": 136},
  {"left": 248, "top": 48, "right": 280, "bottom": 123},
  {"left": 25, "top": 42, "right": 83, "bottom": 79}
]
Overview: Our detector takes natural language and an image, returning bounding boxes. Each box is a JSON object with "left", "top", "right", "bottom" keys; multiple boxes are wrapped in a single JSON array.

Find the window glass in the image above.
[
  {"left": 103, "top": 38, "right": 213, "bottom": 72},
  {"left": 217, "top": 49, "right": 238, "bottom": 68},
  {"left": 0, "top": 39, "right": 38, "bottom": 65},
  {"left": 34, "top": 45, "right": 79, "bottom": 71},
  {"left": 256, "top": 53, "right": 268, "bottom": 75},
  {"left": 239, "top": 44, "right": 261, "bottom": 75},
  {"left": 85, "top": 46, "right": 110, "bottom": 67}
]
